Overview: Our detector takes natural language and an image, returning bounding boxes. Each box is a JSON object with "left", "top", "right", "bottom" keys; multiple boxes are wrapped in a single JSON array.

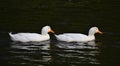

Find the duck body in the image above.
[
  {"left": 55, "top": 27, "right": 103, "bottom": 42},
  {"left": 9, "top": 33, "right": 50, "bottom": 42},
  {"left": 55, "top": 33, "right": 95, "bottom": 42},
  {"left": 9, "top": 26, "right": 54, "bottom": 42}
]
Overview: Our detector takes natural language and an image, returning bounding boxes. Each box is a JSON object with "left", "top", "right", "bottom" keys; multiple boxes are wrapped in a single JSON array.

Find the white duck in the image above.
[
  {"left": 55, "top": 27, "right": 103, "bottom": 42},
  {"left": 9, "top": 26, "right": 55, "bottom": 42}
]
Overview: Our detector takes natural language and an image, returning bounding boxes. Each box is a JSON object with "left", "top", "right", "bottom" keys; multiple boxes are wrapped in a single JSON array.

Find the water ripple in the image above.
[{"left": 7, "top": 40, "right": 101, "bottom": 65}]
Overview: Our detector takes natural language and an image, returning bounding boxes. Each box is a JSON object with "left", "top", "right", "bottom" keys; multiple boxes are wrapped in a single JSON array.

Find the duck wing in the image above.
[{"left": 55, "top": 33, "right": 88, "bottom": 42}]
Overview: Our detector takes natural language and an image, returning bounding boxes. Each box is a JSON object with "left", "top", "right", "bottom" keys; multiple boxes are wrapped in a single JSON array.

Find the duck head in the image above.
[
  {"left": 88, "top": 27, "right": 103, "bottom": 36},
  {"left": 41, "top": 26, "right": 55, "bottom": 35}
]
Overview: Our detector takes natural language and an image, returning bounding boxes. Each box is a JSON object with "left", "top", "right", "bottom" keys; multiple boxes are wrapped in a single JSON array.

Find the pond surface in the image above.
[{"left": 0, "top": 0, "right": 120, "bottom": 66}]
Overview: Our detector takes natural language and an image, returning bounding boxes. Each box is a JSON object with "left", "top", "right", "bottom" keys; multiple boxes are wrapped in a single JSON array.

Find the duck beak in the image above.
[
  {"left": 50, "top": 29, "right": 55, "bottom": 33},
  {"left": 97, "top": 29, "right": 103, "bottom": 34}
]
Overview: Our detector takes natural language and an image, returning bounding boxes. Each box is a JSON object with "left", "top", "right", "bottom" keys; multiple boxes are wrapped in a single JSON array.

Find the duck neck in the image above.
[
  {"left": 88, "top": 34, "right": 95, "bottom": 39},
  {"left": 88, "top": 31, "right": 95, "bottom": 40},
  {"left": 41, "top": 30, "right": 48, "bottom": 35},
  {"left": 88, "top": 31, "right": 95, "bottom": 37}
]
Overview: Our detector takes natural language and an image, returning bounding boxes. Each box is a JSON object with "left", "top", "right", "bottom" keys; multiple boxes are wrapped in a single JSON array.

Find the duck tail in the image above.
[
  {"left": 9, "top": 32, "right": 13, "bottom": 37},
  {"left": 54, "top": 34, "right": 57, "bottom": 37}
]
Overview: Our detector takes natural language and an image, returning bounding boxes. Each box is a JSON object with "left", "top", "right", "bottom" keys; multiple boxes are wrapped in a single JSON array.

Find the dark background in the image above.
[{"left": 0, "top": 0, "right": 120, "bottom": 66}]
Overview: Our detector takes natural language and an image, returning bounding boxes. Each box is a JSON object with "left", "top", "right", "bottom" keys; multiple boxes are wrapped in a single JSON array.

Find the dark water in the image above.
[{"left": 0, "top": 0, "right": 120, "bottom": 66}]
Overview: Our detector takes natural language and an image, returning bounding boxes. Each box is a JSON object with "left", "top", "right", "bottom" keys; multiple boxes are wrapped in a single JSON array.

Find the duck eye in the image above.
[
  {"left": 48, "top": 28, "right": 50, "bottom": 30},
  {"left": 96, "top": 29, "right": 99, "bottom": 32}
]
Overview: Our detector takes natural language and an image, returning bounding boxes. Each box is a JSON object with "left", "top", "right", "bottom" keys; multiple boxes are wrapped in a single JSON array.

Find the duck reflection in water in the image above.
[
  {"left": 56, "top": 41, "right": 99, "bottom": 49},
  {"left": 9, "top": 40, "right": 53, "bottom": 65},
  {"left": 52, "top": 41, "right": 101, "bottom": 65},
  {"left": 9, "top": 40, "right": 101, "bottom": 65},
  {"left": 10, "top": 40, "right": 51, "bottom": 50}
]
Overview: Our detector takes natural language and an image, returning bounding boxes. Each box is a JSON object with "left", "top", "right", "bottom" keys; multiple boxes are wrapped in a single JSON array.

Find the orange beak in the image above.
[
  {"left": 49, "top": 29, "right": 55, "bottom": 33},
  {"left": 97, "top": 29, "right": 103, "bottom": 34}
]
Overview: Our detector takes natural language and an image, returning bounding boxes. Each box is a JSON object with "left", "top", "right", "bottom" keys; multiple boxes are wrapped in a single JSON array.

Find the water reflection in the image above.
[
  {"left": 9, "top": 40, "right": 52, "bottom": 65},
  {"left": 9, "top": 40, "right": 101, "bottom": 65},
  {"left": 56, "top": 41, "right": 99, "bottom": 49},
  {"left": 54, "top": 41, "right": 100, "bottom": 65},
  {"left": 11, "top": 40, "right": 51, "bottom": 50}
]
